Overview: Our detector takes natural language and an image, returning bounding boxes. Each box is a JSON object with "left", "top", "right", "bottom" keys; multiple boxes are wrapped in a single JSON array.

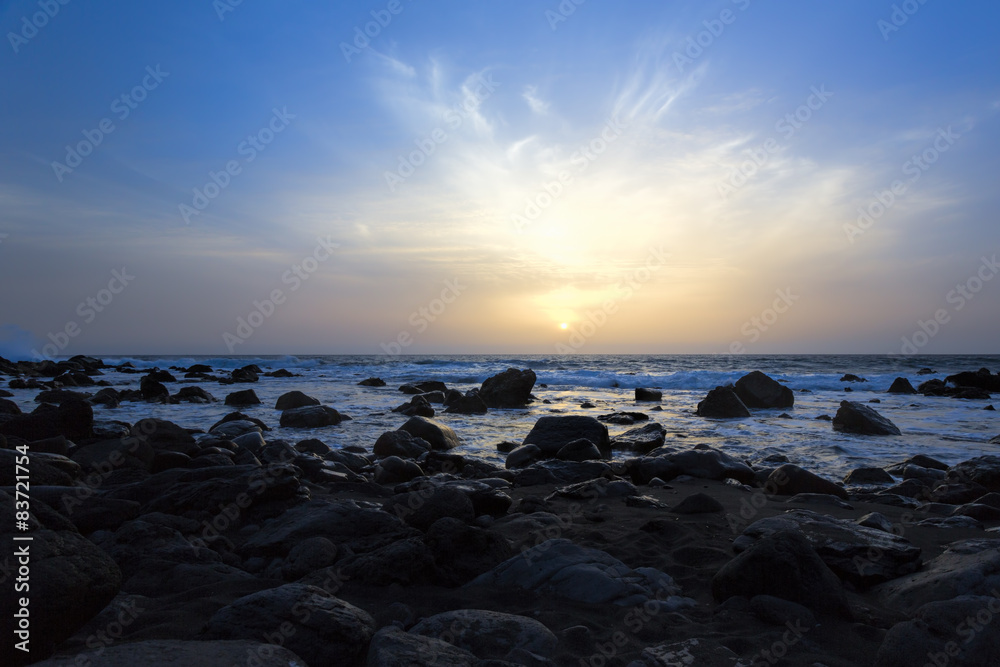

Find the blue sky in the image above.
[{"left": 0, "top": 0, "right": 998, "bottom": 357}]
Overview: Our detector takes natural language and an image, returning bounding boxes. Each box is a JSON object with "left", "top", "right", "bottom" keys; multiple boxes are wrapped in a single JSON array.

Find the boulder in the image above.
[
  {"left": 374, "top": 430, "right": 431, "bottom": 459},
  {"left": 510, "top": 460, "right": 612, "bottom": 486},
  {"left": 337, "top": 538, "right": 436, "bottom": 586},
  {"left": 382, "top": 486, "right": 476, "bottom": 531},
  {"left": 639, "top": 639, "right": 746, "bottom": 667},
  {"left": 366, "top": 626, "right": 477, "bottom": 667},
  {"left": 945, "top": 456, "right": 1000, "bottom": 492},
  {"left": 767, "top": 464, "right": 848, "bottom": 500},
  {"left": 392, "top": 395, "right": 435, "bottom": 418},
  {"left": 224, "top": 389, "right": 261, "bottom": 406},
  {"left": 735, "top": 509, "right": 922, "bottom": 587},
  {"left": 358, "top": 377, "right": 386, "bottom": 387},
  {"left": 506, "top": 444, "right": 543, "bottom": 469},
  {"left": 469, "top": 538, "right": 691, "bottom": 608},
  {"left": 887, "top": 377, "right": 917, "bottom": 394},
  {"left": 70, "top": 437, "right": 155, "bottom": 474},
  {"left": 0, "top": 398, "right": 94, "bottom": 442},
  {"left": 611, "top": 422, "right": 666, "bottom": 454},
  {"left": 874, "top": 596, "right": 1000, "bottom": 667},
  {"left": 662, "top": 447, "right": 755, "bottom": 484},
  {"left": 444, "top": 390, "right": 488, "bottom": 415},
  {"left": 132, "top": 418, "right": 198, "bottom": 455},
  {"left": 670, "top": 492, "right": 724, "bottom": 514},
  {"left": 374, "top": 456, "right": 425, "bottom": 485},
  {"left": 696, "top": 385, "right": 751, "bottom": 418},
  {"left": 945, "top": 368, "right": 1000, "bottom": 391},
  {"left": 844, "top": 467, "right": 895, "bottom": 485},
  {"left": 399, "top": 416, "right": 461, "bottom": 451},
  {"left": 282, "top": 536, "right": 339, "bottom": 580},
  {"left": 204, "top": 583, "right": 375, "bottom": 666},
  {"left": 279, "top": 405, "right": 345, "bottom": 428},
  {"left": 521, "top": 415, "right": 610, "bottom": 457},
  {"left": 712, "top": 529, "right": 851, "bottom": 617},
  {"left": 30, "top": 640, "right": 307, "bottom": 667},
  {"left": 832, "top": 401, "right": 901, "bottom": 435},
  {"left": 734, "top": 371, "right": 794, "bottom": 409},
  {"left": 875, "top": 539, "right": 1000, "bottom": 615},
  {"left": 410, "top": 609, "right": 557, "bottom": 660},
  {"left": 479, "top": 368, "right": 536, "bottom": 408},
  {"left": 275, "top": 390, "right": 320, "bottom": 410},
  {"left": 425, "top": 517, "right": 515, "bottom": 586},
  {"left": 635, "top": 387, "right": 662, "bottom": 402},
  {"left": 171, "top": 386, "right": 216, "bottom": 404},
  {"left": 140, "top": 376, "right": 169, "bottom": 400},
  {"left": 555, "top": 439, "right": 603, "bottom": 462},
  {"left": 597, "top": 411, "right": 649, "bottom": 425}
]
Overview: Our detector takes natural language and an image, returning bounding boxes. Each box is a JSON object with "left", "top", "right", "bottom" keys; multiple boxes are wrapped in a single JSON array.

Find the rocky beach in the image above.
[{"left": 3, "top": 355, "right": 1000, "bottom": 666}]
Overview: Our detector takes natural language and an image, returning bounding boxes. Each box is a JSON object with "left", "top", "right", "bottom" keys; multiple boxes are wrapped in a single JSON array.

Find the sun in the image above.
[{"left": 560, "top": 323, "right": 568, "bottom": 330}]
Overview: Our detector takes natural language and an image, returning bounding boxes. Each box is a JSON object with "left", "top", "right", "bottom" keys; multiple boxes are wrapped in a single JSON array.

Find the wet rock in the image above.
[
  {"left": 480, "top": 368, "right": 536, "bottom": 408},
  {"left": 841, "top": 374, "right": 867, "bottom": 383},
  {"left": 392, "top": 395, "right": 435, "bottom": 418},
  {"left": 664, "top": 447, "right": 755, "bottom": 484},
  {"left": 857, "top": 512, "right": 895, "bottom": 533},
  {"left": 548, "top": 477, "right": 636, "bottom": 500},
  {"left": 224, "top": 389, "right": 260, "bottom": 406},
  {"left": 639, "top": 638, "right": 745, "bottom": 667},
  {"left": 767, "top": 464, "right": 848, "bottom": 500},
  {"left": 204, "top": 583, "right": 375, "bottom": 666},
  {"left": 696, "top": 385, "right": 751, "bottom": 418},
  {"left": 612, "top": 422, "right": 666, "bottom": 455},
  {"left": 712, "top": 529, "right": 851, "bottom": 618},
  {"left": 374, "top": 456, "right": 425, "bottom": 485},
  {"left": 399, "top": 416, "right": 461, "bottom": 451},
  {"left": 445, "top": 390, "right": 488, "bottom": 415},
  {"left": 0, "top": 398, "right": 94, "bottom": 443},
  {"left": 505, "top": 444, "right": 543, "bottom": 469},
  {"left": 887, "top": 377, "right": 917, "bottom": 394},
  {"left": 734, "top": 371, "right": 794, "bottom": 409},
  {"left": 832, "top": 401, "right": 901, "bottom": 435},
  {"left": 597, "top": 411, "right": 649, "bottom": 425},
  {"left": 555, "top": 438, "right": 603, "bottom": 462},
  {"left": 521, "top": 415, "right": 610, "bottom": 457},
  {"left": 275, "top": 390, "right": 321, "bottom": 411},
  {"left": 635, "top": 388, "right": 662, "bottom": 402},
  {"left": 510, "top": 460, "right": 613, "bottom": 486},
  {"left": 170, "top": 386, "right": 216, "bottom": 404},
  {"left": 945, "top": 455, "right": 1000, "bottom": 492},
  {"left": 279, "top": 405, "right": 346, "bottom": 428},
  {"left": 358, "top": 377, "right": 386, "bottom": 387},
  {"left": 140, "top": 376, "right": 169, "bottom": 401},
  {"left": 374, "top": 430, "right": 432, "bottom": 459},
  {"left": 735, "top": 509, "right": 921, "bottom": 587}
]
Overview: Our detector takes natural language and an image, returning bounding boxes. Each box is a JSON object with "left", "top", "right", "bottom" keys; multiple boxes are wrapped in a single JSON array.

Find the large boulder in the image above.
[
  {"left": 944, "top": 456, "right": 1000, "bottom": 492},
  {"left": 382, "top": 486, "right": 476, "bottom": 531},
  {"left": 875, "top": 539, "right": 1000, "bottom": 615},
  {"left": 410, "top": 609, "right": 557, "bottom": 661},
  {"left": 874, "top": 596, "right": 1000, "bottom": 667},
  {"left": 0, "top": 399, "right": 94, "bottom": 442},
  {"left": 366, "top": 626, "right": 477, "bottom": 667},
  {"left": 766, "top": 464, "right": 848, "bottom": 500},
  {"left": 373, "top": 430, "right": 432, "bottom": 459},
  {"left": 712, "top": 530, "right": 851, "bottom": 618},
  {"left": 479, "top": 368, "right": 536, "bottom": 408},
  {"left": 734, "top": 371, "right": 794, "bottom": 409},
  {"left": 224, "top": 389, "right": 261, "bottom": 406},
  {"left": 444, "top": 390, "right": 488, "bottom": 415},
  {"left": 279, "top": 405, "right": 346, "bottom": 428},
  {"left": 635, "top": 446, "right": 755, "bottom": 485},
  {"left": 204, "top": 583, "right": 375, "bottom": 666},
  {"left": 469, "top": 538, "right": 691, "bottom": 608},
  {"left": 735, "top": 509, "right": 922, "bottom": 588},
  {"left": 521, "top": 415, "right": 610, "bottom": 457},
  {"left": 945, "top": 368, "right": 1000, "bottom": 391},
  {"left": 832, "top": 401, "right": 901, "bottom": 435},
  {"left": 131, "top": 418, "right": 198, "bottom": 455},
  {"left": 0, "top": 491, "right": 122, "bottom": 664},
  {"left": 399, "top": 416, "right": 461, "bottom": 451},
  {"left": 887, "top": 377, "right": 917, "bottom": 394},
  {"left": 425, "top": 517, "right": 515, "bottom": 586},
  {"left": 635, "top": 388, "right": 662, "bottom": 402},
  {"left": 696, "top": 385, "right": 751, "bottom": 418},
  {"left": 275, "top": 390, "right": 321, "bottom": 410}
]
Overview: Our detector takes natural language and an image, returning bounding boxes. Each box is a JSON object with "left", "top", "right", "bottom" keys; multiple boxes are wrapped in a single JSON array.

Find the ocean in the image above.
[{"left": 10, "top": 354, "right": 1000, "bottom": 479}]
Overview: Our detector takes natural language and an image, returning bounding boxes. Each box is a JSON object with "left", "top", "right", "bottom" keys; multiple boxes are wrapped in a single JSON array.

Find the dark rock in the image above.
[
  {"left": 132, "top": 418, "right": 198, "bottom": 455},
  {"left": 511, "top": 461, "right": 612, "bottom": 486},
  {"left": 734, "top": 371, "right": 794, "bottom": 409},
  {"left": 696, "top": 385, "right": 751, "bottom": 418},
  {"left": 204, "top": 583, "right": 375, "bottom": 666},
  {"left": 0, "top": 398, "right": 93, "bottom": 443},
  {"left": 170, "top": 385, "right": 216, "bottom": 403},
  {"left": 229, "top": 367, "right": 258, "bottom": 383},
  {"left": 548, "top": 477, "right": 636, "bottom": 500},
  {"left": 749, "top": 594, "right": 817, "bottom": 629},
  {"left": 295, "top": 438, "right": 331, "bottom": 456},
  {"left": 337, "top": 537, "right": 435, "bottom": 586},
  {"left": 375, "top": 456, "right": 425, "bottom": 485},
  {"left": 712, "top": 529, "right": 851, "bottom": 617},
  {"left": 90, "top": 387, "right": 120, "bottom": 408},
  {"left": 874, "top": 596, "right": 1000, "bottom": 667},
  {"left": 767, "top": 464, "right": 848, "bottom": 500},
  {"left": 640, "top": 638, "right": 745, "bottom": 666},
  {"left": 635, "top": 387, "right": 662, "bottom": 402},
  {"left": 735, "top": 509, "right": 922, "bottom": 587},
  {"left": 383, "top": 486, "right": 476, "bottom": 530},
  {"left": 832, "top": 401, "right": 901, "bottom": 435},
  {"left": 945, "top": 455, "right": 1000, "bottom": 492},
  {"left": 506, "top": 444, "right": 543, "bottom": 469},
  {"left": 35, "top": 388, "right": 90, "bottom": 404},
  {"left": 30, "top": 640, "right": 307, "bottom": 667},
  {"left": 663, "top": 447, "right": 755, "bottom": 484},
  {"left": 146, "top": 369, "right": 176, "bottom": 383},
  {"left": 275, "top": 390, "right": 320, "bottom": 410},
  {"left": 279, "top": 405, "right": 346, "bottom": 428},
  {"left": 26, "top": 435, "right": 70, "bottom": 456},
  {"left": 358, "top": 377, "right": 386, "bottom": 387},
  {"left": 521, "top": 415, "right": 610, "bottom": 457},
  {"left": 844, "top": 467, "right": 895, "bottom": 485},
  {"left": 597, "top": 411, "right": 649, "bottom": 425},
  {"left": 0, "top": 398, "right": 20, "bottom": 415},
  {"left": 282, "top": 536, "right": 339, "bottom": 580},
  {"left": 392, "top": 394, "right": 435, "bottom": 418},
  {"left": 555, "top": 439, "right": 603, "bottom": 462},
  {"left": 670, "top": 492, "right": 724, "bottom": 514},
  {"left": 224, "top": 389, "right": 261, "bottom": 406},
  {"left": 70, "top": 437, "right": 155, "bottom": 474},
  {"left": 841, "top": 374, "right": 867, "bottom": 382},
  {"left": 857, "top": 512, "right": 895, "bottom": 533},
  {"left": 480, "top": 368, "right": 536, "bottom": 408},
  {"left": 425, "top": 517, "right": 516, "bottom": 586},
  {"left": 139, "top": 376, "right": 169, "bottom": 401},
  {"left": 410, "top": 609, "right": 557, "bottom": 660},
  {"left": 366, "top": 626, "right": 477, "bottom": 667},
  {"left": 887, "top": 377, "right": 917, "bottom": 394},
  {"left": 374, "top": 430, "right": 432, "bottom": 459},
  {"left": 0, "top": 449, "right": 76, "bottom": 486},
  {"left": 445, "top": 390, "right": 488, "bottom": 415},
  {"left": 611, "top": 422, "right": 665, "bottom": 454},
  {"left": 399, "top": 416, "right": 460, "bottom": 451},
  {"left": 945, "top": 368, "right": 1000, "bottom": 391}
]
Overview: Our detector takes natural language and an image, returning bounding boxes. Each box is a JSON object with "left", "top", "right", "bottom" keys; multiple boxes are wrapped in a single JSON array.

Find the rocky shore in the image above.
[{"left": 2, "top": 356, "right": 1000, "bottom": 666}]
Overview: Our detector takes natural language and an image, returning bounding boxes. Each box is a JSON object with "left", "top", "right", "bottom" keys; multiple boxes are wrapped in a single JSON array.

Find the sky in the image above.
[{"left": 0, "top": 0, "right": 998, "bottom": 358}]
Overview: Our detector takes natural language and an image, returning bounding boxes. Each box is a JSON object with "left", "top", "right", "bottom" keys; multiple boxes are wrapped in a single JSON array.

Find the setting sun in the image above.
[{"left": 560, "top": 323, "right": 568, "bottom": 330}]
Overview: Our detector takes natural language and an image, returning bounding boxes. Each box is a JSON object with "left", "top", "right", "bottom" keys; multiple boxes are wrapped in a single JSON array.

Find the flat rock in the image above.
[
  {"left": 832, "top": 401, "right": 901, "bottom": 435},
  {"left": 734, "top": 509, "right": 921, "bottom": 587},
  {"left": 205, "top": 583, "right": 375, "bottom": 666},
  {"left": 635, "top": 387, "right": 662, "bottom": 402}
]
